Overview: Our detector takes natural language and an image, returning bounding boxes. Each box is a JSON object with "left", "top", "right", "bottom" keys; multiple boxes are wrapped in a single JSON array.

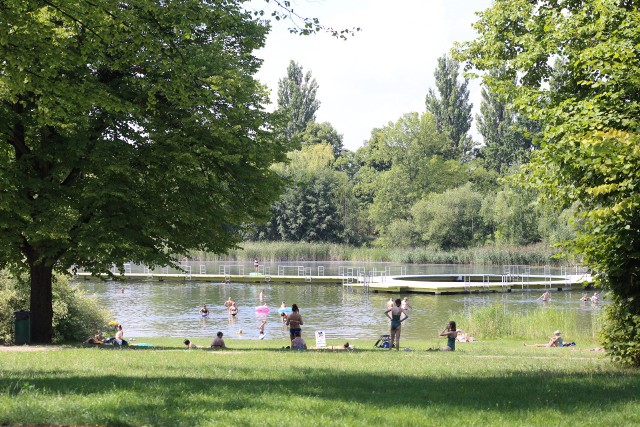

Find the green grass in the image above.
[{"left": 1, "top": 338, "right": 638, "bottom": 426}]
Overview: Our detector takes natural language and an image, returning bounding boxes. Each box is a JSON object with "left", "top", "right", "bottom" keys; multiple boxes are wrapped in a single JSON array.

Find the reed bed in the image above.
[
  {"left": 191, "top": 242, "right": 568, "bottom": 265},
  {"left": 459, "top": 303, "right": 603, "bottom": 341}
]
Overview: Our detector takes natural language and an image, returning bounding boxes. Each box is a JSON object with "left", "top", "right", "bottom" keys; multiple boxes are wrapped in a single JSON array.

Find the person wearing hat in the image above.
[{"left": 525, "top": 330, "right": 564, "bottom": 347}]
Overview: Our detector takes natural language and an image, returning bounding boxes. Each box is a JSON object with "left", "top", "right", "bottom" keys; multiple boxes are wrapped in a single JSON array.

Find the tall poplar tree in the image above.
[
  {"left": 425, "top": 55, "right": 473, "bottom": 160},
  {"left": 476, "top": 71, "right": 537, "bottom": 174},
  {"left": 277, "top": 60, "right": 320, "bottom": 142}
]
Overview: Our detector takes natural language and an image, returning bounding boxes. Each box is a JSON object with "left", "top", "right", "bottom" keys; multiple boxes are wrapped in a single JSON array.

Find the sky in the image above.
[{"left": 248, "top": 0, "right": 494, "bottom": 151}]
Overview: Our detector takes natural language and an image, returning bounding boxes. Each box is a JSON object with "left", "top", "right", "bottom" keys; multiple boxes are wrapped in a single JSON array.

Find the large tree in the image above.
[
  {"left": 425, "top": 54, "right": 474, "bottom": 160},
  {"left": 0, "top": 0, "right": 287, "bottom": 343},
  {"left": 457, "top": 0, "right": 640, "bottom": 365},
  {"left": 277, "top": 60, "right": 320, "bottom": 142},
  {"left": 476, "top": 71, "right": 538, "bottom": 174},
  {"left": 257, "top": 144, "right": 347, "bottom": 243}
]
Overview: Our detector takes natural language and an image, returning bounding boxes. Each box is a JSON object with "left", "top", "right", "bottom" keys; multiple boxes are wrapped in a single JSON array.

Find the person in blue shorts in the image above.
[
  {"left": 286, "top": 304, "right": 303, "bottom": 343},
  {"left": 199, "top": 305, "right": 209, "bottom": 318}
]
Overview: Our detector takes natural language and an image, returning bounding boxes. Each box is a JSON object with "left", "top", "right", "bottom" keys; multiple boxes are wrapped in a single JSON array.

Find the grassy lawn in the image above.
[{"left": 1, "top": 338, "right": 638, "bottom": 426}]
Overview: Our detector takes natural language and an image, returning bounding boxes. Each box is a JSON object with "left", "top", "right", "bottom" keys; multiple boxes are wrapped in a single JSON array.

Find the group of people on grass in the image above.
[{"left": 83, "top": 324, "right": 127, "bottom": 346}]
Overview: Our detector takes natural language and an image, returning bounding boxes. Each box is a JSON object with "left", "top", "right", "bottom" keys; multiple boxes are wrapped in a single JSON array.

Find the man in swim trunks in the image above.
[{"left": 286, "top": 303, "right": 303, "bottom": 343}]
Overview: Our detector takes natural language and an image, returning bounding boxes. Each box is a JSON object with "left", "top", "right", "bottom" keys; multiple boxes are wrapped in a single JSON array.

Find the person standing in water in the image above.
[
  {"left": 386, "top": 298, "right": 394, "bottom": 310},
  {"left": 229, "top": 302, "right": 238, "bottom": 317},
  {"left": 537, "top": 290, "right": 551, "bottom": 302},
  {"left": 199, "top": 304, "right": 209, "bottom": 318},
  {"left": 401, "top": 297, "right": 412, "bottom": 319},
  {"left": 384, "top": 298, "right": 408, "bottom": 351}
]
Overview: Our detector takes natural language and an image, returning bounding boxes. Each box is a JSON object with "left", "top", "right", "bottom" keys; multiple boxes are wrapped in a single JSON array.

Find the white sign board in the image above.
[{"left": 315, "top": 331, "right": 326, "bottom": 348}]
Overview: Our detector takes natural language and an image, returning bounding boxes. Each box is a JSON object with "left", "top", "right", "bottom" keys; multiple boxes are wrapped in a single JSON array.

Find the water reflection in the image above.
[{"left": 77, "top": 278, "right": 601, "bottom": 342}]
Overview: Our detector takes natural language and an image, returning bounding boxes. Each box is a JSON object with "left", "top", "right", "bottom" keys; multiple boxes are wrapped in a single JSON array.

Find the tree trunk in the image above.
[{"left": 29, "top": 261, "right": 54, "bottom": 344}]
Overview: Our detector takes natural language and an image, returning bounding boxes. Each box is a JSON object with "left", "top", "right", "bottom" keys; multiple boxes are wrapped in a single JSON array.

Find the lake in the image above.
[{"left": 76, "top": 263, "right": 600, "bottom": 344}]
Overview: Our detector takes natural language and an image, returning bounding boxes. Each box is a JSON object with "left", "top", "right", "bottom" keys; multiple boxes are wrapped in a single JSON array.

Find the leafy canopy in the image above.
[{"left": 456, "top": 0, "right": 640, "bottom": 365}]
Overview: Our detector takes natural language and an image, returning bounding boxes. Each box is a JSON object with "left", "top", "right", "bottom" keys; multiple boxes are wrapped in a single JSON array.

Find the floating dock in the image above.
[
  {"left": 345, "top": 273, "right": 593, "bottom": 294},
  {"left": 74, "top": 271, "right": 593, "bottom": 295}
]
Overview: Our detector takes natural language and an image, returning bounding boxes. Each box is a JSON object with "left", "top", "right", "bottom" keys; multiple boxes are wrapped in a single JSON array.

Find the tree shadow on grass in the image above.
[{"left": 1, "top": 364, "right": 639, "bottom": 425}]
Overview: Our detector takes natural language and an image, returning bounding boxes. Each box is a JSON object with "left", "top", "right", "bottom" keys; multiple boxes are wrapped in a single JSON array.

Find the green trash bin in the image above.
[{"left": 14, "top": 310, "right": 31, "bottom": 345}]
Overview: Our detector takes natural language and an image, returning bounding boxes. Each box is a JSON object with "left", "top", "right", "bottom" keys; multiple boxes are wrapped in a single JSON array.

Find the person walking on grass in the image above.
[{"left": 384, "top": 298, "right": 408, "bottom": 351}]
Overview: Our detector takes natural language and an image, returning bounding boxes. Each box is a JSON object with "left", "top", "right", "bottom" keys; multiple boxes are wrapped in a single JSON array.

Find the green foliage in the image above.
[
  {"left": 0, "top": 272, "right": 28, "bottom": 343},
  {"left": 51, "top": 275, "right": 111, "bottom": 344},
  {"left": 487, "top": 186, "right": 540, "bottom": 246},
  {"left": 0, "top": 271, "right": 109, "bottom": 344},
  {"left": 475, "top": 71, "right": 538, "bottom": 173},
  {"left": 1, "top": 0, "right": 288, "bottom": 341},
  {"left": 456, "top": 0, "right": 640, "bottom": 365},
  {"left": 412, "top": 184, "right": 486, "bottom": 249},
  {"left": 361, "top": 112, "right": 467, "bottom": 240},
  {"left": 425, "top": 54, "right": 474, "bottom": 160},
  {"left": 257, "top": 144, "right": 357, "bottom": 243},
  {"left": 600, "top": 296, "right": 640, "bottom": 367},
  {"left": 277, "top": 60, "right": 320, "bottom": 142},
  {"left": 298, "top": 121, "right": 344, "bottom": 159}
]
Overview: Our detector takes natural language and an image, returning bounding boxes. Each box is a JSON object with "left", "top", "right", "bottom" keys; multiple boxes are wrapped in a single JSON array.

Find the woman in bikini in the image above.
[{"left": 384, "top": 298, "right": 408, "bottom": 351}]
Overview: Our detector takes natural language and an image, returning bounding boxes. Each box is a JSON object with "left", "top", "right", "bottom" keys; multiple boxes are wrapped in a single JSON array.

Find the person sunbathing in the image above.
[
  {"left": 455, "top": 329, "right": 477, "bottom": 342},
  {"left": 183, "top": 339, "right": 200, "bottom": 349},
  {"left": 525, "top": 330, "right": 565, "bottom": 347}
]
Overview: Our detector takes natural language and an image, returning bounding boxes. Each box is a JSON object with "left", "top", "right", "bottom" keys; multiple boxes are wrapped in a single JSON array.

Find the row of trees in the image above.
[{"left": 250, "top": 57, "right": 572, "bottom": 250}]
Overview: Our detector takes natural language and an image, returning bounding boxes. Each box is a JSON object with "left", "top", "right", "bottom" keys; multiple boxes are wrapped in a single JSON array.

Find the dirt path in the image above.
[{"left": 0, "top": 345, "right": 64, "bottom": 352}]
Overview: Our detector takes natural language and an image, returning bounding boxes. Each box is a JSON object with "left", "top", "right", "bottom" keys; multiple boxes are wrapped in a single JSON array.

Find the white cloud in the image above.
[{"left": 252, "top": 0, "right": 493, "bottom": 150}]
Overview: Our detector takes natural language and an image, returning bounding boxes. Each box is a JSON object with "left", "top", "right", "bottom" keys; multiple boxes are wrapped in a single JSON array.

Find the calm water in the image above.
[{"left": 76, "top": 263, "right": 600, "bottom": 343}]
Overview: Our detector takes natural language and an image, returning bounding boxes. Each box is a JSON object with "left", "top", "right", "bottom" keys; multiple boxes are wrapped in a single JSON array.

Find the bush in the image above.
[
  {"left": 600, "top": 298, "right": 640, "bottom": 367},
  {"left": 0, "top": 271, "right": 110, "bottom": 344},
  {"left": 0, "top": 271, "right": 29, "bottom": 343}
]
